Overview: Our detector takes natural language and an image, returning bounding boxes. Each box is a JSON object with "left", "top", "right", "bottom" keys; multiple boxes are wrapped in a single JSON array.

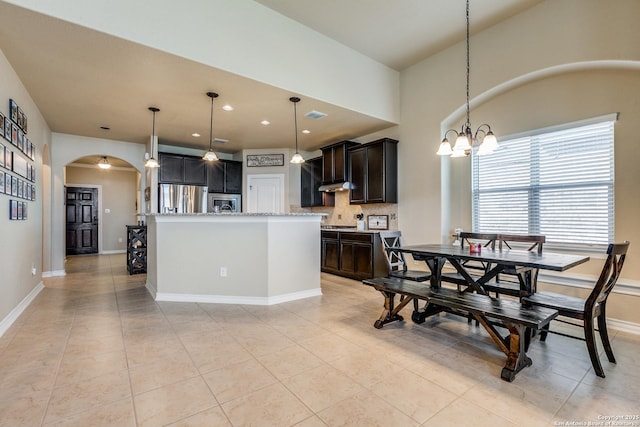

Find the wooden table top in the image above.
[{"left": 398, "top": 244, "right": 589, "bottom": 272}]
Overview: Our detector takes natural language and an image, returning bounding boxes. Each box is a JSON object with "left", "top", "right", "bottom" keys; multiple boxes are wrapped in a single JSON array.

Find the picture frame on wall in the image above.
[
  {"left": 9, "top": 200, "right": 17, "bottom": 220},
  {"left": 6, "top": 150, "right": 12, "bottom": 171},
  {"left": 17, "top": 108, "right": 24, "bottom": 130},
  {"left": 4, "top": 173, "right": 8, "bottom": 194},
  {"left": 0, "top": 171, "right": 4, "bottom": 194},
  {"left": 31, "top": 185, "right": 35, "bottom": 201},
  {"left": 0, "top": 142, "right": 4, "bottom": 168},
  {"left": 11, "top": 175, "right": 17, "bottom": 196},
  {"left": 26, "top": 183, "right": 31, "bottom": 200},
  {"left": 0, "top": 113, "right": 4, "bottom": 136},
  {"left": 11, "top": 123, "right": 17, "bottom": 146},
  {"left": 9, "top": 99, "right": 18, "bottom": 123},
  {"left": 17, "top": 130, "right": 24, "bottom": 152},
  {"left": 22, "top": 202, "right": 27, "bottom": 220},
  {"left": 17, "top": 201, "right": 23, "bottom": 220},
  {"left": 4, "top": 116, "right": 10, "bottom": 141}
]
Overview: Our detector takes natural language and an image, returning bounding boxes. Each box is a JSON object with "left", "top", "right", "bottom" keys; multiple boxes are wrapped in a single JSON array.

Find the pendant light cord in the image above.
[
  {"left": 293, "top": 100, "right": 299, "bottom": 153},
  {"left": 209, "top": 95, "right": 214, "bottom": 150},
  {"left": 465, "top": 0, "right": 471, "bottom": 129}
]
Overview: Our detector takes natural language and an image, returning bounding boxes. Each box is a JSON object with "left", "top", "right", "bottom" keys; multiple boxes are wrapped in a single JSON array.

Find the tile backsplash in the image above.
[{"left": 293, "top": 191, "right": 398, "bottom": 230}]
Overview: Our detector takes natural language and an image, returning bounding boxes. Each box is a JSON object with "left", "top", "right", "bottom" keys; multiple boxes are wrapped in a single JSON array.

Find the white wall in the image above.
[
  {"left": 49, "top": 133, "right": 146, "bottom": 273},
  {"left": 398, "top": 0, "right": 640, "bottom": 325},
  {"left": 0, "top": 48, "right": 50, "bottom": 332}
]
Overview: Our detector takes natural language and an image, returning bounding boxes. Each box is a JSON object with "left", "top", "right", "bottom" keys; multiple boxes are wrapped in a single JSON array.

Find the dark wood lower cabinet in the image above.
[{"left": 321, "top": 231, "right": 387, "bottom": 280}]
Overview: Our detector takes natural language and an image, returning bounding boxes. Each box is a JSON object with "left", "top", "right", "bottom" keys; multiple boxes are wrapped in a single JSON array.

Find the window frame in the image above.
[{"left": 471, "top": 113, "right": 617, "bottom": 252}]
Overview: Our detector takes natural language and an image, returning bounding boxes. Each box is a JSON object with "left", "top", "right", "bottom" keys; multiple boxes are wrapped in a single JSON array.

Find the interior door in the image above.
[
  {"left": 66, "top": 187, "right": 99, "bottom": 255},
  {"left": 246, "top": 174, "right": 284, "bottom": 213}
]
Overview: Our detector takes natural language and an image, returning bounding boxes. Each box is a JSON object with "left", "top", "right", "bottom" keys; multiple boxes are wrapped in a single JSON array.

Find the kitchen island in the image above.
[{"left": 145, "top": 213, "right": 324, "bottom": 305}]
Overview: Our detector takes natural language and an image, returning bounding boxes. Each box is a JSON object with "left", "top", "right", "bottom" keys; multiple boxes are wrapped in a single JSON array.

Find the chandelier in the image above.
[{"left": 437, "top": 0, "right": 498, "bottom": 157}]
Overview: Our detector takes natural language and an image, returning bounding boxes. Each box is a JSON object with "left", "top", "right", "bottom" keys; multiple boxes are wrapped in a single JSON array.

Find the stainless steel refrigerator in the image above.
[{"left": 159, "top": 184, "right": 208, "bottom": 213}]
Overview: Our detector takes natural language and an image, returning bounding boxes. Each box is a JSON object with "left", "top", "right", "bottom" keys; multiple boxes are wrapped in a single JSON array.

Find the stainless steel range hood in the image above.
[{"left": 318, "top": 182, "right": 353, "bottom": 192}]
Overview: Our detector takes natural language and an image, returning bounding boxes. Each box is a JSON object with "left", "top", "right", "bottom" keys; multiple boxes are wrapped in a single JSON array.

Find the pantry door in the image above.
[{"left": 246, "top": 174, "right": 284, "bottom": 214}]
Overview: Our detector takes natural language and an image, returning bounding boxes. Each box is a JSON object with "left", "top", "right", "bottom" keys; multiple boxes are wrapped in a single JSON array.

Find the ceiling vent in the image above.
[
  {"left": 214, "top": 138, "right": 228, "bottom": 144},
  {"left": 305, "top": 110, "right": 328, "bottom": 120}
]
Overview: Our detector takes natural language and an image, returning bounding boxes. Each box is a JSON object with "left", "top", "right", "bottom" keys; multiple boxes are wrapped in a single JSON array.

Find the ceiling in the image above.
[{"left": 0, "top": 0, "right": 541, "bottom": 160}]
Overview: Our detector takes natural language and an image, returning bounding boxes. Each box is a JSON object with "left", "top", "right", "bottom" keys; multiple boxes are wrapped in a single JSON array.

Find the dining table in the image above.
[{"left": 397, "top": 243, "right": 590, "bottom": 298}]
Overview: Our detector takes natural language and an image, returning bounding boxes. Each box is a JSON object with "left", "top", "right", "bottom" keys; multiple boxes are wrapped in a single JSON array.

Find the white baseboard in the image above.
[
  {"left": 145, "top": 281, "right": 157, "bottom": 299},
  {"left": 101, "top": 250, "right": 126, "bottom": 255},
  {"left": 0, "top": 282, "right": 44, "bottom": 337},
  {"left": 154, "top": 288, "right": 322, "bottom": 306},
  {"left": 42, "top": 270, "right": 66, "bottom": 278},
  {"left": 608, "top": 318, "right": 640, "bottom": 336}
]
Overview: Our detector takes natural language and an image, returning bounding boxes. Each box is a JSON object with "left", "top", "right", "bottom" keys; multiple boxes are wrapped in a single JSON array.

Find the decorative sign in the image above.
[
  {"left": 367, "top": 215, "right": 389, "bottom": 230},
  {"left": 246, "top": 154, "right": 285, "bottom": 167}
]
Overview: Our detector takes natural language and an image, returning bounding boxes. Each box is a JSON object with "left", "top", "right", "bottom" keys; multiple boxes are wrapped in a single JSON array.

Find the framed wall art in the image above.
[
  {"left": 367, "top": 215, "right": 389, "bottom": 230},
  {"left": 9, "top": 99, "right": 18, "bottom": 123},
  {"left": 246, "top": 154, "right": 285, "bottom": 167},
  {"left": 0, "top": 171, "right": 4, "bottom": 194},
  {"left": 0, "top": 142, "right": 4, "bottom": 168},
  {"left": 3, "top": 116, "right": 10, "bottom": 141},
  {"left": 9, "top": 199, "right": 17, "bottom": 220}
]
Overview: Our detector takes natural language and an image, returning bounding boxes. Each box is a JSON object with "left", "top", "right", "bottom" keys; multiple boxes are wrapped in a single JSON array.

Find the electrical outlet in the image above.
[
  {"left": 31, "top": 263, "right": 36, "bottom": 276},
  {"left": 118, "top": 237, "right": 123, "bottom": 243},
  {"left": 220, "top": 267, "right": 227, "bottom": 277},
  {"left": 338, "top": 214, "right": 342, "bottom": 219},
  {"left": 105, "top": 208, "right": 110, "bottom": 213}
]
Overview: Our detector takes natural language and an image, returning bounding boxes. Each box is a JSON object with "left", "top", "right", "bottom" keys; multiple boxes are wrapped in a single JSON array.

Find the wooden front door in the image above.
[{"left": 66, "top": 187, "right": 99, "bottom": 255}]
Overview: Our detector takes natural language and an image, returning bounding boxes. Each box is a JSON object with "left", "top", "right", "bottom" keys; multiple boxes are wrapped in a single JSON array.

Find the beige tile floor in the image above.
[{"left": 1, "top": 254, "right": 639, "bottom": 426}]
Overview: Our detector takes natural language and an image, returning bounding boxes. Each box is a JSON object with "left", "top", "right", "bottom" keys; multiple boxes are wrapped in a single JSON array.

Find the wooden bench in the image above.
[{"left": 363, "top": 276, "right": 558, "bottom": 382}]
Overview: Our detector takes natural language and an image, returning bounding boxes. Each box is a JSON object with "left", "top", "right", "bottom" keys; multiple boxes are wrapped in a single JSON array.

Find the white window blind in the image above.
[{"left": 472, "top": 116, "right": 615, "bottom": 248}]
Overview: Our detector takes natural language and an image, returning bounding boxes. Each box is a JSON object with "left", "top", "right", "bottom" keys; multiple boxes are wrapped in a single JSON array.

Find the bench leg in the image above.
[
  {"left": 373, "top": 290, "right": 412, "bottom": 329},
  {"left": 501, "top": 323, "right": 532, "bottom": 382}
]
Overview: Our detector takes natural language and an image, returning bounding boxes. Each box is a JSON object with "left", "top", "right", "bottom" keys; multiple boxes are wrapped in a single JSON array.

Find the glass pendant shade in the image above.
[
  {"left": 482, "top": 131, "right": 499, "bottom": 151},
  {"left": 453, "top": 133, "right": 471, "bottom": 152},
  {"left": 97, "top": 156, "right": 111, "bottom": 169},
  {"left": 202, "top": 150, "right": 218, "bottom": 161},
  {"left": 290, "top": 153, "right": 305, "bottom": 164},
  {"left": 436, "top": 140, "right": 453, "bottom": 156}
]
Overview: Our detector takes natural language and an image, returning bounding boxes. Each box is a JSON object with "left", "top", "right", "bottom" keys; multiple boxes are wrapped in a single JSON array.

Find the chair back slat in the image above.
[
  {"left": 497, "top": 234, "right": 546, "bottom": 254},
  {"left": 459, "top": 232, "right": 497, "bottom": 249},
  {"left": 379, "top": 231, "right": 407, "bottom": 272},
  {"left": 588, "top": 241, "right": 629, "bottom": 308}
]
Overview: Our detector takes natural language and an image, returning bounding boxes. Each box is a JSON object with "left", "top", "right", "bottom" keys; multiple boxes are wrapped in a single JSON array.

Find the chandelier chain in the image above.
[{"left": 465, "top": 0, "right": 470, "bottom": 128}]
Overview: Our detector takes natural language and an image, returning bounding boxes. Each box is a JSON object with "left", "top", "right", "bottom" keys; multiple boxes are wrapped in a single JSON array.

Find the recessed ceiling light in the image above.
[
  {"left": 222, "top": 105, "right": 234, "bottom": 111},
  {"left": 192, "top": 133, "right": 201, "bottom": 137},
  {"left": 302, "top": 129, "right": 311, "bottom": 134},
  {"left": 261, "top": 120, "right": 270, "bottom": 125},
  {"left": 100, "top": 126, "right": 110, "bottom": 130}
]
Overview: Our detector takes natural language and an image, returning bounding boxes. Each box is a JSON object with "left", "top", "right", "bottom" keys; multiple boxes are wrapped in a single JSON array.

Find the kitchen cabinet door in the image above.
[
  {"left": 302, "top": 157, "right": 332, "bottom": 207},
  {"left": 207, "top": 161, "right": 225, "bottom": 193},
  {"left": 225, "top": 161, "right": 243, "bottom": 194},
  {"left": 348, "top": 138, "right": 397, "bottom": 204},
  {"left": 183, "top": 157, "right": 206, "bottom": 185},
  {"left": 348, "top": 147, "right": 366, "bottom": 204},
  {"left": 365, "top": 142, "right": 385, "bottom": 203},
  {"left": 321, "top": 237, "right": 340, "bottom": 272},
  {"left": 158, "top": 153, "right": 184, "bottom": 183}
]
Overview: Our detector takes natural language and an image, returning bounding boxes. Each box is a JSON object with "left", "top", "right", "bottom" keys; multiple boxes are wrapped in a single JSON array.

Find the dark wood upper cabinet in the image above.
[
  {"left": 348, "top": 138, "right": 398, "bottom": 204},
  {"left": 183, "top": 157, "right": 206, "bottom": 185},
  {"left": 301, "top": 156, "right": 334, "bottom": 207},
  {"left": 158, "top": 153, "right": 205, "bottom": 185},
  {"left": 206, "top": 159, "right": 243, "bottom": 194},
  {"left": 321, "top": 141, "right": 359, "bottom": 184}
]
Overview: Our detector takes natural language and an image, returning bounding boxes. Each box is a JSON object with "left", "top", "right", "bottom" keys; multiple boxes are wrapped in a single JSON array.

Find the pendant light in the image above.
[
  {"left": 202, "top": 92, "right": 219, "bottom": 161},
  {"left": 289, "top": 96, "right": 304, "bottom": 164},
  {"left": 97, "top": 156, "right": 111, "bottom": 169},
  {"left": 145, "top": 107, "right": 160, "bottom": 168},
  {"left": 437, "top": 0, "right": 498, "bottom": 157}
]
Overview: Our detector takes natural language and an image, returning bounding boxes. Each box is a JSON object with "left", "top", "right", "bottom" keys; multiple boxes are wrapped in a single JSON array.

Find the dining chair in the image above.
[
  {"left": 378, "top": 231, "right": 430, "bottom": 282},
  {"left": 522, "top": 241, "right": 630, "bottom": 378},
  {"left": 487, "top": 233, "right": 546, "bottom": 297},
  {"left": 441, "top": 232, "right": 498, "bottom": 290}
]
